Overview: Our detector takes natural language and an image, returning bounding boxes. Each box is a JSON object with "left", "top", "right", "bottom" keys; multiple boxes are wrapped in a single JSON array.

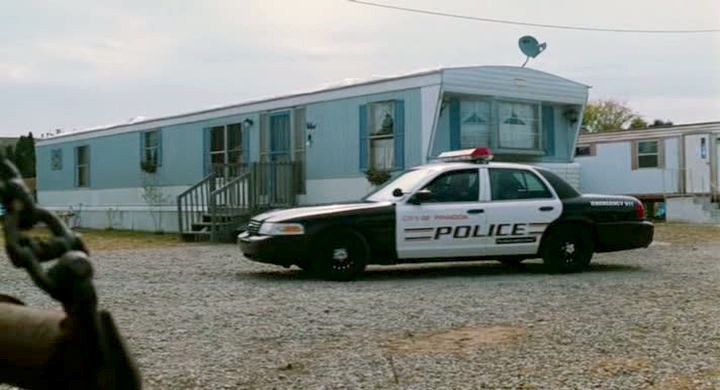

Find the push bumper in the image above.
[
  {"left": 237, "top": 232, "right": 308, "bottom": 267},
  {"left": 595, "top": 220, "right": 654, "bottom": 252}
]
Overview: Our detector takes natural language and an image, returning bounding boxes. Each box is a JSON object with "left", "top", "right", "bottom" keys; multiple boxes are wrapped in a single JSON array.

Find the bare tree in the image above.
[{"left": 141, "top": 175, "right": 169, "bottom": 233}]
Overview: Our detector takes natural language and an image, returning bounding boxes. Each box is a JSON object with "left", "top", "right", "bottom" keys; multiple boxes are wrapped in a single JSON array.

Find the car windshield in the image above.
[{"left": 364, "top": 167, "right": 439, "bottom": 202}]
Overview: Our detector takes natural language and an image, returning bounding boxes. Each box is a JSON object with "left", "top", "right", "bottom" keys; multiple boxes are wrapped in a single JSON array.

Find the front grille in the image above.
[{"left": 247, "top": 219, "right": 262, "bottom": 235}]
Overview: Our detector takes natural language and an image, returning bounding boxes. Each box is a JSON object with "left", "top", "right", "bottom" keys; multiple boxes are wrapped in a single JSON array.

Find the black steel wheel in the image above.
[
  {"left": 312, "top": 229, "right": 368, "bottom": 281},
  {"left": 541, "top": 225, "right": 594, "bottom": 273}
]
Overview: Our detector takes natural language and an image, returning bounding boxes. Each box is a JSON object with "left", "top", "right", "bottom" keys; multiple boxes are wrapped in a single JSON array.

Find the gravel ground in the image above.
[{"left": 1, "top": 232, "right": 719, "bottom": 389}]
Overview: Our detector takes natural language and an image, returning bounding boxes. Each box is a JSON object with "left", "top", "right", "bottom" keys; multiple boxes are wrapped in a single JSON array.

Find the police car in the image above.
[{"left": 238, "top": 147, "right": 654, "bottom": 280}]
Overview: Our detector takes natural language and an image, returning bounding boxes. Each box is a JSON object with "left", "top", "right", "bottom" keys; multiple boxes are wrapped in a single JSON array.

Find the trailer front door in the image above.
[{"left": 684, "top": 134, "right": 711, "bottom": 193}]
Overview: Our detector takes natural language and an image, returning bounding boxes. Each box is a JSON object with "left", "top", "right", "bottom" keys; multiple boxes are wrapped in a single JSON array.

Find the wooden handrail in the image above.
[
  {"left": 176, "top": 173, "right": 215, "bottom": 234},
  {"left": 177, "top": 161, "right": 300, "bottom": 241}
]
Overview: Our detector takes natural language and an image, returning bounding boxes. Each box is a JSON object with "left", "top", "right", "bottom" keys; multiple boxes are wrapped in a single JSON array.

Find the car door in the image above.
[
  {"left": 396, "top": 168, "right": 487, "bottom": 259},
  {"left": 480, "top": 167, "right": 562, "bottom": 256}
]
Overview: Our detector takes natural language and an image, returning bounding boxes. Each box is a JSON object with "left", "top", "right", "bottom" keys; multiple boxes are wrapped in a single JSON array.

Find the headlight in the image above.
[{"left": 258, "top": 222, "right": 305, "bottom": 236}]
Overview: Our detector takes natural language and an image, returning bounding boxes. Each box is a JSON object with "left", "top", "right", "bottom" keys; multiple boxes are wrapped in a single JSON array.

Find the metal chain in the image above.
[{"left": 0, "top": 155, "right": 141, "bottom": 389}]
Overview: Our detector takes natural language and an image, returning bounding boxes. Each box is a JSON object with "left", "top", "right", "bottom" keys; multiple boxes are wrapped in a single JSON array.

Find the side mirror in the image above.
[
  {"left": 408, "top": 189, "right": 432, "bottom": 205},
  {"left": 392, "top": 188, "right": 404, "bottom": 197}
]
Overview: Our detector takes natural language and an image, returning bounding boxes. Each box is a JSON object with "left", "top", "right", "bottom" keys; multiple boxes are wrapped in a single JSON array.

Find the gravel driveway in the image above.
[{"left": 1, "top": 232, "right": 719, "bottom": 389}]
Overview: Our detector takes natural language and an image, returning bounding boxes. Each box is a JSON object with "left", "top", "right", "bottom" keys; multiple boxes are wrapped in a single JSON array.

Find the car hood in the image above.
[{"left": 253, "top": 201, "right": 394, "bottom": 222}]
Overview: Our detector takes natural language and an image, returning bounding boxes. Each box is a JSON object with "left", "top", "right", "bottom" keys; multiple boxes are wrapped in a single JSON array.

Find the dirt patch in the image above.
[
  {"left": 590, "top": 357, "right": 653, "bottom": 378},
  {"left": 0, "top": 227, "right": 182, "bottom": 252},
  {"left": 650, "top": 374, "right": 715, "bottom": 390},
  {"left": 385, "top": 325, "right": 527, "bottom": 356},
  {"left": 654, "top": 223, "right": 720, "bottom": 246}
]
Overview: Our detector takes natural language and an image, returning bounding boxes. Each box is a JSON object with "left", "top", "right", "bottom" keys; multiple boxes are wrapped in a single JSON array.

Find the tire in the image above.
[
  {"left": 541, "top": 224, "right": 594, "bottom": 273},
  {"left": 296, "top": 261, "right": 314, "bottom": 274},
  {"left": 312, "top": 229, "right": 368, "bottom": 281}
]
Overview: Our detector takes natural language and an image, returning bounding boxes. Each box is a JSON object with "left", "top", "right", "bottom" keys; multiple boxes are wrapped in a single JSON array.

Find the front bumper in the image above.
[
  {"left": 595, "top": 220, "right": 654, "bottom": 253},
  {"left": 237, "top": 232, "right": 308, "bottom": 267}
]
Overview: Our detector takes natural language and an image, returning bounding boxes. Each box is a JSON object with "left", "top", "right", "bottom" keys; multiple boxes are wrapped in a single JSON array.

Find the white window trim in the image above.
[
  {"left": 632, "top": 139, "right": 664, "bottom": 170},
  {"left": 367, "top": 101, "right": 396, "bottom": 170},
  {"left": 494, "top": 100, "right": 543, "bottom": 154},
  {"left": 75, "top": 145, "right": 90, "bottom": 188},
  {"left": 142, "top": 130, "right": 161, "bottom": 166}
]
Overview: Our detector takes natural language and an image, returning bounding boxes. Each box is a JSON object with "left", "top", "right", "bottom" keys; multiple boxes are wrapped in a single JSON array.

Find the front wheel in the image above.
[
  {"left": 312, "top": 229, "right": 368, "bottom": 281},
  {"left": 541, "top": 225, "right": 594, "bottom": 273}
]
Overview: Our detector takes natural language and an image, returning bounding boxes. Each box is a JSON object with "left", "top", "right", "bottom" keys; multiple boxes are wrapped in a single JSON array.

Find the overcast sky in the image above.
[{"left": 1, "top": 0, "right": 719, "bottom": 136}]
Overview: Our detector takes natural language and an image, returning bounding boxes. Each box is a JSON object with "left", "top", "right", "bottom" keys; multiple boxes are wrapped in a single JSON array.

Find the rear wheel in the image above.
[
  {"left": 312, "top": 229, "right": 368, "bottom": 281},
  {"left": 541, "top": 225, "right": 594, "bottom": 273}
]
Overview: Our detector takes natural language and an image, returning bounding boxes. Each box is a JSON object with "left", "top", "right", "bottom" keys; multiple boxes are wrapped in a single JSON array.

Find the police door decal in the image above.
[
  {"left": 481, "top": 168, "right": 563, "bottom": 256},
  {"left": 396, "top": 169, "right": 486, "bottom": 259}
]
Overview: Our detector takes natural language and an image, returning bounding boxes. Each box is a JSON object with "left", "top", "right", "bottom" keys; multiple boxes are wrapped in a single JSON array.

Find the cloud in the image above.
[
  {"left": 1, "top": 0, "right": 719, "bottom": 134},
  {"left": 36, "top": 36, "right": 177, "bottom": 81},
  {"left": 0, "top": 62, "right": 31, "bottom": 82}
]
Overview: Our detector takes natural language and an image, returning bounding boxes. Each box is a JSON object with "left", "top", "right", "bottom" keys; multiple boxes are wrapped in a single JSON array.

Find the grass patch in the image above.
[
  {"left": 0, "top": 227, "right": 183, "bottom": 252},
  {"left": 653, "top": 222, "right": 720, "bottom": 246}
]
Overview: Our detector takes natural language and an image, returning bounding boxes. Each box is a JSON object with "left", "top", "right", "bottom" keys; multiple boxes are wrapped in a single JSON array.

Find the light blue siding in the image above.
[
  {"left": 305, "top": 88, "right": 422, "bottom": 180},
  {"left": 37, "top": 113, "right": 258, "bottom": 191},
  {"left": 578, "top": 138, "right": 680, "bottom": 194},
  {"left": 36, "top": 66, "right": 587, "bottom": 196},
  {"left": 36, "top": 87, "right": 424, "bottom": 189}
]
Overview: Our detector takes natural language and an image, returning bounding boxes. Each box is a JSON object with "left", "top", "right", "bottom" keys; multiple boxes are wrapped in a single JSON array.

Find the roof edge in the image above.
[
  {"left": 578, "top": 120, "right": 720, "bottom": 141},
  {"left": 38, "top": 69, "right": 444, "bottom": 143}
]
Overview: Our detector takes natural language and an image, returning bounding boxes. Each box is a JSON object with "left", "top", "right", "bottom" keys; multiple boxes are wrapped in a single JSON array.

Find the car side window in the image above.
[
  {"left": 489, "top": 168, "right": 552, "bottom": 201},
  {"left": 421, "top": 169, "right": 479, "bottom": 203}
]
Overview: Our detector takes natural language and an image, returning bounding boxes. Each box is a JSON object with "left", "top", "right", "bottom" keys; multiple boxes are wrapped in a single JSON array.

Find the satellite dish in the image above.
[{"left": 518, "top": 35, "right": 547, "bottom": 67}]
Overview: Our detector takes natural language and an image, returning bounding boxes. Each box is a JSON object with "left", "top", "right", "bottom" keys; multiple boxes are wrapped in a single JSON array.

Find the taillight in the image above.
[{"left": 635, "top": 201, "right": 645, "bottom": 220}]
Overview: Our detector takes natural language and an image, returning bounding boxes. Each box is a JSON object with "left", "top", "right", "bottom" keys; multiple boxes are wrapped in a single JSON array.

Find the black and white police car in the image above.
[{"left": 238, "top": 147, "right": 653, "bottom": 280}]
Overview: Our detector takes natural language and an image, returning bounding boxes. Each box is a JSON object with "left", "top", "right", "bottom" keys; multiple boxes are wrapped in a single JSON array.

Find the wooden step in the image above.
[
  {"left": 191, "top": 221, "right": 236, "bottom": 232},
  {"left": 181, "top": 231, "right": 211, "bottom": 242}
]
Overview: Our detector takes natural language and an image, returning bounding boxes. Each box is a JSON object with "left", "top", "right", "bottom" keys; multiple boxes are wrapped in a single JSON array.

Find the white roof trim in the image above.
[
  {"left": 39, "top": 71, "right": 443, "bottom": 145},
  {"left": 578, "top": 121, "right": 720, "bottom": 144},
  {"left": 38, "top": 65, "right": 589, "bottom": 146},
  {"left": 444, "top": 65, "right": 591, "bottom": 88}
]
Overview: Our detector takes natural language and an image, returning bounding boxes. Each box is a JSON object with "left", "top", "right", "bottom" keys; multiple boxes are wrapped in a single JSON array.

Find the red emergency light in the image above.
[{"left": 437, "top": 147, "right": 494, "bottom": 163}]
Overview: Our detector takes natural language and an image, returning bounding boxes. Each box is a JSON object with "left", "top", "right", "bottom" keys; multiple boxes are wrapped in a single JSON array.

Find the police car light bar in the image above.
[{"left": 437, "top": 147, "right": 494, "bottom": 163}]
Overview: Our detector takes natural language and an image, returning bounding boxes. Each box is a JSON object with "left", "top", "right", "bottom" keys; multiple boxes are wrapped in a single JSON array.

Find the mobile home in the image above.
[
  {"left": 36, "top": 66, "right": 589, "bottom": 239},
  {"left": 576, "top": 121, "right": 720, "bottom": 223}
]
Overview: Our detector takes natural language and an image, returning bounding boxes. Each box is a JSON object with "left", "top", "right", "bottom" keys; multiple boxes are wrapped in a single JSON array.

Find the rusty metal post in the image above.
[
  {"left": 0, "top": 153, "right": 142, "bottom": 389},
  {"left": 0, "top": 303, "right": 64, "bottom": 389}
]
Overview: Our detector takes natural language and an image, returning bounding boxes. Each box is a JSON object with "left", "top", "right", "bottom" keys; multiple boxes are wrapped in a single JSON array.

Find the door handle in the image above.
[
  {"left": 467, "top": 209, "right": 484, "bottom": 214},
  {"left": 539, "top": 206, "right": 554, "bottom": 212}
]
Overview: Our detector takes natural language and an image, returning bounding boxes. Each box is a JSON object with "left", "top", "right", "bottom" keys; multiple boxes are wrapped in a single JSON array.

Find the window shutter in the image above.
[
  {"left": 359, "top": 104, "right": 368, "bottom": 171},
  {"left": 260, "top": 114, "right": 269, "bottom": 163},
  {"left": 74, "top": 147, "right": 79, "bottom": 186},
  {"left": 243, "top": 125, "right": 250, "bottom": 164},
  {"left": 542, "top": 105, "right": 555, "bottom": 155},
  {"left": 203, "top": 128, "right": 211, "bottom": 176},
  {"left": 139, "top": 132, "right": 145, "bottom": 164},
  {"left": 631, "top": 141, "right": 638, "bottom": 170},
  {"left": 87, "top": 147, "right": 91, "bottom": 187},
  {"left": 157, "top": 130, "right": 163, "bottom": 166},
  {"left": 394, "top": 100, "right": 405, "bottom": 170},
  {"left": 658, "top": 139, "right": 665, "bottom": 169},
  {"left": 449, "top": 98, "right": 461, "bottom": 150}
]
